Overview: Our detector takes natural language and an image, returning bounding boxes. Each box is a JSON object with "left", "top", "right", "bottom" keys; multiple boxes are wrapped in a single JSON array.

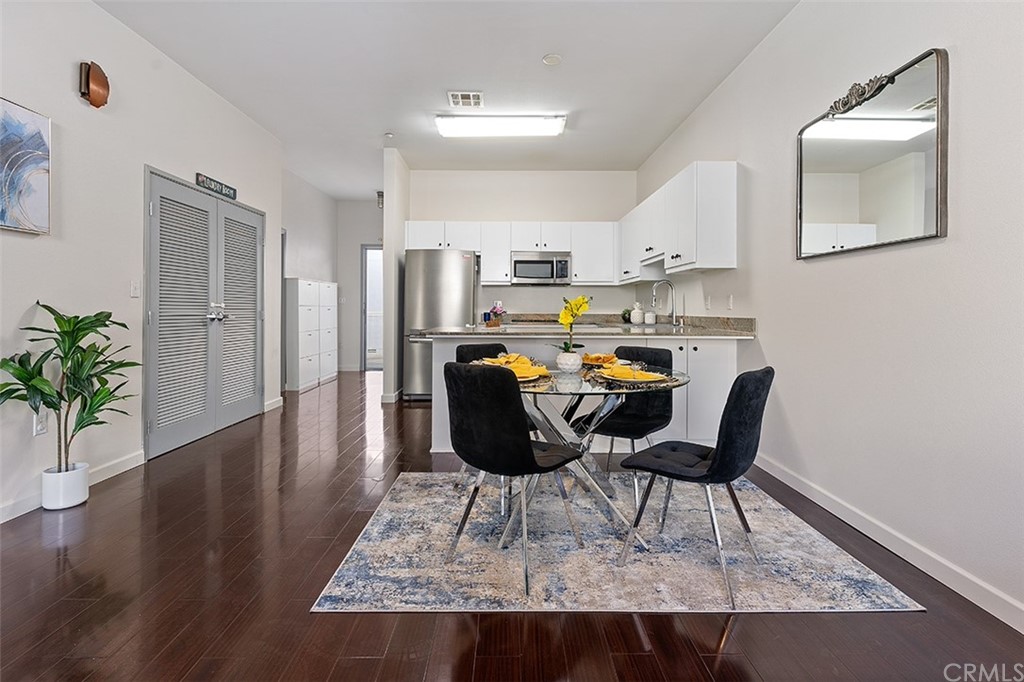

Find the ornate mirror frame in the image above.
[{"left": 797, "top": 48, "right": 949, "bottom": 259}]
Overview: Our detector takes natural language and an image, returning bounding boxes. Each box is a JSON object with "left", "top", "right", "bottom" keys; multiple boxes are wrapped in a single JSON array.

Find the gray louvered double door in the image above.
[{"left": 146, "top": 174, "right": 264, "bottom": 459}]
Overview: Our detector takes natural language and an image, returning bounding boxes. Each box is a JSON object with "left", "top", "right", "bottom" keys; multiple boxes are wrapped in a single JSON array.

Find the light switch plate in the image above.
[
  {"left": 33, "top": 411, "right": 48, "bottom": 436},
  {"left": 130, "top": 280, "right": 141, "bottom": 298}
]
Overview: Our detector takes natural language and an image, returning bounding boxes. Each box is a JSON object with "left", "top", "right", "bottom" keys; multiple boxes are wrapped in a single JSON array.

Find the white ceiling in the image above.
[{"left": 98, "top": 1, "right": 797, "bottom": 200}]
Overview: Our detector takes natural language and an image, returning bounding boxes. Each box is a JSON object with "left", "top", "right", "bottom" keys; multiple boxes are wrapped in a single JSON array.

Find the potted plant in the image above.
[
  {"left": 553, "top": 295, "right": 591, "bottom": 372},
  {"left": 0, "top": 303, "right": 139, "bottom": 510}
]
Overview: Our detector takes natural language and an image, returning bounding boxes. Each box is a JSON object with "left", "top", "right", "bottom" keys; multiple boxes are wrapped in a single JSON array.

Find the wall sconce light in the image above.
[
  {"left": 79, "top": 61, "right": 110, "bottom": 108},
  {"left": 377, "top": 191, "right": 384, "bottom": 209}
]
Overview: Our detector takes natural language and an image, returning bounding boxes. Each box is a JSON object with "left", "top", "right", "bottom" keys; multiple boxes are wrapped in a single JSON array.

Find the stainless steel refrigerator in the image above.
[{"left": 403, "top": 249, "right": 477, "bottom": 399}]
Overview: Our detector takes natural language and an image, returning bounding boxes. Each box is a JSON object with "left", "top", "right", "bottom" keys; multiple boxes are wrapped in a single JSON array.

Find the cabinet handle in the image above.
[
  {"left": 535, "top": 243, "right": 539, "bottom": 247},
  {"left": 692, "top": 346, "right": 698, "bottom": 352},
  {"left": 839, "top": 245, "right": 845, "bottom": 249},
  {"left": 446, "top": 242, "right": 450, "bottom": 247},
  {"left": 543, "top": 243, "right": 547, "bottom": 247},
  {"left": 831, "top": 246, "right": 836, "bottom": 249},
  {"left": 623, "top": 270, "right": 630, "bottom": 275},
  {"left": 438, "top": 242, "right": 443, "bottom": 247}
]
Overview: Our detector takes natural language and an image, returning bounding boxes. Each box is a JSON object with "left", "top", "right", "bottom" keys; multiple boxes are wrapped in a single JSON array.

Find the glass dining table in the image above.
[{"left": 500, "top": 364, "right": 690, "bottom": 550}]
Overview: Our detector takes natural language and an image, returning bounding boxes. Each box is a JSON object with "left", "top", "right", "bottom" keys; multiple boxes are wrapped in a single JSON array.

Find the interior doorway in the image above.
[{"left": 361, "top": 245, "right": 384, "bottom": 371}]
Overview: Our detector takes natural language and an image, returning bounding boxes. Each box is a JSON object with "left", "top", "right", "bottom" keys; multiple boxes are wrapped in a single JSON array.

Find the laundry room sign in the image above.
[{"left": 195, "top": 172, "right": 237, "bottom": 200}]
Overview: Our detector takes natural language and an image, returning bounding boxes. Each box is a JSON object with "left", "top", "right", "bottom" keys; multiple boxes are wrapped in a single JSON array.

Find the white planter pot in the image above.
[
  {"left": 41, "top": 462, "right": 90, "bottom": 510},
  {"left": 555, "top": 351, "right": 583, "bottom": 372}
]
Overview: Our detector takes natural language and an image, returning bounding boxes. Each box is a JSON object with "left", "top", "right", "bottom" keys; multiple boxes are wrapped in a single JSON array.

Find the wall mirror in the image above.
[{"left": 797, "top": 48, "right": 948, "bottom": 259}]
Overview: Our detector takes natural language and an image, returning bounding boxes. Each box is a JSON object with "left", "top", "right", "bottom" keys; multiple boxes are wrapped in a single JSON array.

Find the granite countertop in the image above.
[{"left": 418, "top": 315, "right": 756, "bottom": 339}]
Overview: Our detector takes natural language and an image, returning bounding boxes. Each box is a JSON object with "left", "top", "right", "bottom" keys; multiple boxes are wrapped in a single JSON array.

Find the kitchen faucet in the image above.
[{"left": 652, "top": 279, "right": 681, "bottom": 327}]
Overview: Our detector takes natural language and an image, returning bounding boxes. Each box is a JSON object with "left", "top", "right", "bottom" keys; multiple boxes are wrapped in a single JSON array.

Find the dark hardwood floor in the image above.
[{"left": 1, "top": 372, "right": 1021, "bottom": 681}]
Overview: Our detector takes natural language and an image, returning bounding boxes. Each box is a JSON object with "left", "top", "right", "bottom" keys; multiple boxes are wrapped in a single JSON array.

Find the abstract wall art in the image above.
[{"left": 1, "top": 98, "right": 51, "bottom": 234}]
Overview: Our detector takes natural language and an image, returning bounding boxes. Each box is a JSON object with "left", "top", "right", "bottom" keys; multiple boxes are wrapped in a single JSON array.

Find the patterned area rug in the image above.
[{"left": 313, "top": 472, "right": 922, "bottom": 613}]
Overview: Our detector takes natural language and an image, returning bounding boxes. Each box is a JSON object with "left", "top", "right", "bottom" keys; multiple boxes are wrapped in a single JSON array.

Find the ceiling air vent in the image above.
[
  {"left": 910, "top": 96, "right": 937, "bottom": 112},
  {"left": 448, "top": 91, "right": 483, "bottom": 108}
]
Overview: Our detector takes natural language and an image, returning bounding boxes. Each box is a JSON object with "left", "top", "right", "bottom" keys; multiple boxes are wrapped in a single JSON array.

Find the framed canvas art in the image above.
[{"left": 1, "top": 98, "right": 51, "bottom": 234}]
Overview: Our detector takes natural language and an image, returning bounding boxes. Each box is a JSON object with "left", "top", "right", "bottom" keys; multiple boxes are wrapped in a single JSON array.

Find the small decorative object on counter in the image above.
[
  {"left": 553, "top": 295, "right": 590, "bottom": 372},
  {"left": 630, "top": 302, "right": 644, "bottom": 324},
  {"left": 621, "top": 307, "right": 632, "bottom": 323},
  {"left": 644, "top": 308, "right": 657, "bottom": 325},
  {"left": 486, "top": 301, "right": 506, "bottom": 328}
]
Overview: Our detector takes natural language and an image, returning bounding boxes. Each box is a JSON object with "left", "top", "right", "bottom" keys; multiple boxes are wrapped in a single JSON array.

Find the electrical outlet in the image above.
[
  {"left": 728, "top": 294, "right": 734, "bottom": 310},
  {"left": 704, "top": 295, "right": 712, "bottom": 311},
  {"left": 33, "top": 411, "right": 48, "bottom": 436}
]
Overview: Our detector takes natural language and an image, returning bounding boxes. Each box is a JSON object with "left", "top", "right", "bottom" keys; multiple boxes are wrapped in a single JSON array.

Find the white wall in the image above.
[
  {"left": 409, "top": 170, "right": 640, "bottom": 315},
  {"left": 0, "top": 2, "right": 284, "bottom": 520},
  {"left": 859, "top": 152, "right": 927, "bottom": 241},
  {"left": 802, "top": 173, "right": 860, "bottom": 223},
  {"left": 283, "top": 170, "right": 337, "bottom": 282},
  {"left": 337, "top": 199, "right": 383, "bottom": 370},
  {"left": 381, "top": 149, "right": 409, "bottom": 402},
  {"left": 639, "top": 2, "right": 1024, "bottom": 630}
]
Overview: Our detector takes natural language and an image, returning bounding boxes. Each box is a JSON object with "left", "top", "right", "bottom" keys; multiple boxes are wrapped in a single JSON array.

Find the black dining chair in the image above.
[
  {"left": 444, "top": 362, "right": 584, "bottom": 595},
  {"left": 616, "top": 366, "right": 775, "bottom": 609},
  {"left": 572, "top": 345, "right": 673, "bottom": 509},
  {"left": 455, "top": 343, "right": 509, "bottom": 363}
]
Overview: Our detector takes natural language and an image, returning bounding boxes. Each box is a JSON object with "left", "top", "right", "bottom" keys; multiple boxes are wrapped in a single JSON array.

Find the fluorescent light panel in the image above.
[
  {"left": 435, "top": 115, "right": 566, "bottom": 138},
  {"left": 803, "top": 119, "right": 936, "bottom": 141}
]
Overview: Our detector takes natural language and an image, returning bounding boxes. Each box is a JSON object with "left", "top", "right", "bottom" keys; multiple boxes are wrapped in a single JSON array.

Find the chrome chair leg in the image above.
[
  {"left": 520, "top": 476, "right": 530, "bottom": 596},
  {"left": 447, "top": 470, "right": 486, "bottom": 563},
  {"left": 630, "top": 439, "right": 640, "bottom": 511},
  {"left": 453, "top": 461, "right": 468, "bottom": 490},
  {"left": 607, "top": 436, "right": 615, "bottom": 471},
  {"left": 499, "top": 474, "right": 539, "bottom": 549},
  {"left": 618, "top": 474, "right": 657, "bottom": 566},
  {"left": 725, "top": 482, "right": 760, "bottom": 564},
  {"left": 658, "top": 479, "right": 674, "bottom": 534},
  {"left": 704, "top": 484, "right": 736, "bottom": 609},
  {"left": 554, "top": 470, "right": 584, "bottom": 549},
  {"left": 500, "top": 475, "right": 507, "bottom": 516}
]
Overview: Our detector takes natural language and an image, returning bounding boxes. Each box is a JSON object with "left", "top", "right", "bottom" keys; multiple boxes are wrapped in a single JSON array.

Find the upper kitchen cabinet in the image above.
[
  {"left": 406, "top": 221, "right": 481, "bottom": 251},
  {"left": 479, "top": 221, "right": 512, "bottom": 284},
  {"left": 510, "top": 221, "right": 572, "bottom": 252},
  {"left": 640, "top": 185, "right": 667, "bottom": 264},
  {"left": 619, "top": 207, "right": 642, "bottom": 282},
  {"left": 570, "top": 222, "right": 618, "bottom": 285},
  {"left": 406, "top": 220, "right": 446, "bottom": 249},
  {"left": 663, "top": 161, "right": 737, "bottom": 273}
]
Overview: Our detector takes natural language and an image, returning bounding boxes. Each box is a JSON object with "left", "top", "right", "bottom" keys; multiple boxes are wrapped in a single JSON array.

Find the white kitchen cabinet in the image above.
[
  {"left": 539, "top": 222, "right": 572, "bottom": 251},
  {"left": 571, "top": 222, "right": 618, "bottom": 285},
  {"left": 801, "top": 223, "right": 877, "bottom": 256},
  {"left": 443, "top": 221, "right": 481, "bottom": 251},
  {"left": 640, "top": 185, "right": 667, "bottom": 263},
  {"left": 644, "top": 340, "right": 690, "bottom": 442},
  {"left": 406, "top": 221, "right": 446, "bottom": 250},
  {"left": 405, "top": 221, "right": 482, "bottom": 252},
  {"left": 480, "top": 221, "right": 512, "bottom": 284},
  {"left": 618, "top": 207, "right": 642, "bottom": 283},
  {"left": 684, "top": 339, "right": 737, "bottom": 443},
  {"left": 510, "top": 222, "right": 542, "bottom": 251},
  {"left": 285, "top": 277, "right": 339, "bottom": 391},
  {"left": 662, "top": 161, "right": 737, "bottom": 273}
]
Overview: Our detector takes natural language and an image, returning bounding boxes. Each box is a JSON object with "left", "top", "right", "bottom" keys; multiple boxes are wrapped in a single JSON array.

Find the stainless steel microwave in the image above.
[{"left": 510, "top": 252, "right": 572, "bottom": 285}]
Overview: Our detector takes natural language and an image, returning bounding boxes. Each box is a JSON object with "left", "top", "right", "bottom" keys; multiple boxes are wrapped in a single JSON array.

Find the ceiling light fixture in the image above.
[
  {"left": 435, "top": 115, "right": 566, "bottom": 138},
  {"left": 804, "top": 119, "right": 936, "bottom": 141},
  {"left": 542, "top": 54, "right": 562, "bottom": 66}
]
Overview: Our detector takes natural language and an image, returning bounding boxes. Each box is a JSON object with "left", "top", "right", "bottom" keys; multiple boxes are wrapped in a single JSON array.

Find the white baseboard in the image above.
[
  {"left": 89, "top": 449, "right": 144, "bottom": 485},
  {"left": 264, "top": 396, "right": 284, "bottom": 412},
  {"left": 1, "top": 449, "right": 145, "bottom": 523},
  {"left": 757, "top": 454, "right": 1024, "bottom": 634},
  {"left": 380, "top": 389, "right": 402, "bottom": 404}
]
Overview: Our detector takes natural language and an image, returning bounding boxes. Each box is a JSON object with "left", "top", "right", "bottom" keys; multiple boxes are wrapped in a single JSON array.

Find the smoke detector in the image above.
[{"left": 448, "top": 91, "right": 483, "bottom": 108}]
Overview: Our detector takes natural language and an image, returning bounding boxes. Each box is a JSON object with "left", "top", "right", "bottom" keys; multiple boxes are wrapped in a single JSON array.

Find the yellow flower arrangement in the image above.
[{"left": 555, "top": 295, "right": 591, "bottom": 352}]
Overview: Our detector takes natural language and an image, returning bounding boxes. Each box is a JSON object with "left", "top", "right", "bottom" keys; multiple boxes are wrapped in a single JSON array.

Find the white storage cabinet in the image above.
[{"left": 284, "top": 278, "right": 338, "bottom": 392}]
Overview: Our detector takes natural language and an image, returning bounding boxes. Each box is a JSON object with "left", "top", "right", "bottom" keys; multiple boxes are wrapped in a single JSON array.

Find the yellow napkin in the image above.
[
  {"left": 597, "top": 365, "right": 666, "bottom": 382},
  {"left": 583, "top": 353, "right": 617, "bottom": 365},
  {"left": 508, "top": 364, "right": 550, "bottom": 380},
  {"left": 482, "top": 353, "right": 532, "bottom": 367}
]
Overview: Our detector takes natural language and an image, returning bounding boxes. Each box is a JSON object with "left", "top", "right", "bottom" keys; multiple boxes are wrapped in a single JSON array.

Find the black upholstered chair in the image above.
[
  {"left": 572, "top": 345, "right": 673, "bottom": 507},
  {"left": 444, "top": 362, "right": 584, "bottom": 595},
  {"left": 617, "top": 366, "right": 775, "bottom": 609},
  {"left": 455, "top": 343, "right": 509, "bottom": 363}
]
